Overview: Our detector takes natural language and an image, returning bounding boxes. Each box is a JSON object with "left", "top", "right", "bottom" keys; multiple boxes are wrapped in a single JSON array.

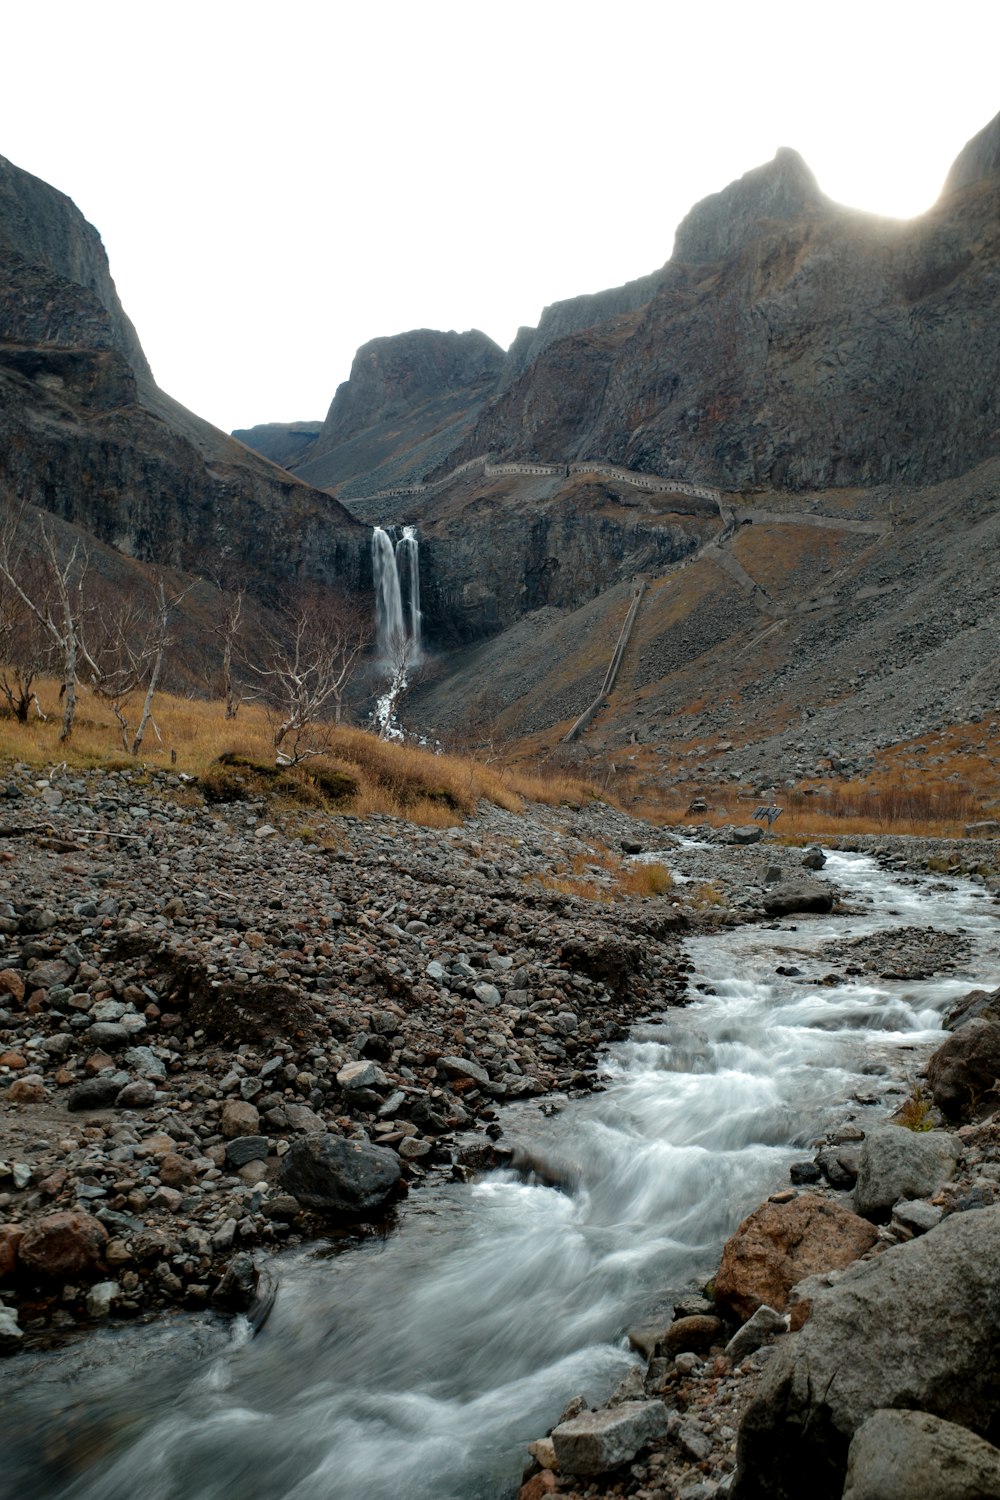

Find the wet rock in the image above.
[
  {"left": 278, "top": 1133, "right": 401, "bottom": 1215},
  {"left": 927, "top": 1017, "right": 1000, "bottom": 1119},
  {"left": 801, "top": 846, "right": 826, "bottom": 870},
  {"left": 18, "top": 1210, "right": 109, "bottom": 1281},
  {"left": 853, "top": 1127, "right": 959, "bottom": 1221},
  {"left": 715, "top": 1194, "right": 878, "bottom": 1322},
  {"left": 213, "top": 1251, "right": 259, "bottom": 1311},
  {"left": 0, "top": 1304, "right": 23, "bottom": 1350},
  {"left": 733, "top": 1206, "right": 1000, "bottom": 1500},
  {"left": 225, "top": 1135, "right": 270, "bottom": 1167},
  {"left": 843, "top": 1409, "right": 1000, "bottom": 1499},
  {"left": 551, "top": 1400, "right": 670, "bottom": 1474}
]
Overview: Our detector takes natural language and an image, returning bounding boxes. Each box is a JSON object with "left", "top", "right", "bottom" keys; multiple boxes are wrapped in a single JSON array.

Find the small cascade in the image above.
[{"left": 371, "top": 525, "right": 422, "bottom": 667}]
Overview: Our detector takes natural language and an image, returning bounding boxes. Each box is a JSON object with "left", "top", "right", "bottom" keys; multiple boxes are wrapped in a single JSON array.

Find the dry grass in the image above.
[
  {"left": 0, "top": 677, "right": 600, "bottom": 828},
  {"left": 530, "top": 846, "right": 673, "bottom": 904}
]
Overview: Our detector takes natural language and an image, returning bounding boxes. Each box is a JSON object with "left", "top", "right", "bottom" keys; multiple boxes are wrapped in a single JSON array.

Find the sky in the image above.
[{"left": 2, "top": 0, "right": 998, "bottom": 435}]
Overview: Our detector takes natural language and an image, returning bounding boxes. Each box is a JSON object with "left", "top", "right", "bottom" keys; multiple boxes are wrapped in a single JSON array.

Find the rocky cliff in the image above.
[
  {"left": 292, "top": 328, "right": 505, "bottom": 496},
  {"left": 231, "top": 421, "right": 322, "bottom": 470},
  {"left": 0, "top": 153, "right": 368, "bottom": 593}
]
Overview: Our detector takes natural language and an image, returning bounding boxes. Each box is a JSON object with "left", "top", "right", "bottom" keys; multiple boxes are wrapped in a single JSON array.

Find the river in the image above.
[{"left": 3, "top": 849, "right": 998, "bottom": 1500}]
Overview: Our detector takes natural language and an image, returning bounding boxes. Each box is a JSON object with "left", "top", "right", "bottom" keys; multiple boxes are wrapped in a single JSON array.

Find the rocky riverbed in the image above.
[{"left": 2, "top": 762, "right": 1000, "bottom": 1500}]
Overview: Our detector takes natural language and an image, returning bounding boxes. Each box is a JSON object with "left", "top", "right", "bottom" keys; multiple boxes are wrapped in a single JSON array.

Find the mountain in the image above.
[
  {"left": 291, "top": 328, "right": 505, "bottom": 496},
  {"left": 0, "top": 153, "right": 368, "bottom": 593}
]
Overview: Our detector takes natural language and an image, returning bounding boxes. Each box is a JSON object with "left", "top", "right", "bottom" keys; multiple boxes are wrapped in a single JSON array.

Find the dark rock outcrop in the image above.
[
  {"left": 232, "top": 421, "right": 322, "bottom": 470},
  {"left": 927, "top": 1016, "right": 1000, "bottom": 1119},
  {"left": 278, "top": 1133, "right": 402, "bottom": 1215}
]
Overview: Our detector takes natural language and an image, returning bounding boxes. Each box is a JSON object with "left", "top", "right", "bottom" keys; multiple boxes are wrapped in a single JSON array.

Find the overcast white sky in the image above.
[{"left": 2, "top": 1, "right": 997, "bottom": 434}]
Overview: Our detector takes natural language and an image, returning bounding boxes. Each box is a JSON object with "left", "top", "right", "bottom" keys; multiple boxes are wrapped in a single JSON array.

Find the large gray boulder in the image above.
[
  {"left": 278, "top": 1134, "right": 401, "bottom": 1215},
  {"left": 551, "top": 1400, "right": 669, "bottom": 1474},
  {"left": 852, "top": 1126, "right": 959, "bottom": 1221},
  {"left": 843, "top": 1409, "right": 1000, "bottom": 1499},
  {"left": 732, "top": 1206, "right": 1000, "bottom": 1500},
  {"left": 927, "top": 1017, "right": 1000, "bottom": 1118},
  {"left": 762, "top": 882, "right": 833, "bottom": 917}
]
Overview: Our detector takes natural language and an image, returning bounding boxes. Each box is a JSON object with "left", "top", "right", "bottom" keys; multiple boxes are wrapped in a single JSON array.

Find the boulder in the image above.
[
  {"left": 0, "top": 1223, "right": 25, "bottom": 1278},
  {"left": 927, "top": 1017, "right": 1000, "bottom": 1118},
  {"left": 726, "top": 1304, "right": 787, "bottom": 1363},
  {"left": 732, "top": 1206, "right": 1000, "bottom": 1500},
  {"left": 729, "top": 826, "right": 763, "bottom": 845},
  {"left": 852, "top": 1126, "right": 959, "bottom": 1221},
  {"left": 18, "top": 1210, "right": 108, "bottom": 1281},
  {"left": 550, "top": 1400, "right": 670, "bottom": 1474},
  {"left": 278, "top": 1133, "right": 401, "bottom": 1215},
  {"left": 437, "top": 1055, "right": 490, "bottom": 1088},
  {"left": 843, "top": 1409, "right": 1000, "bottom": 1499},
  {"left": 7, "top": 1073, "right": 49, "bottom": 1103},
  {"left": 220, "top": 1098, "right": 261, "bottom": 1139},
  {"left": 715, "top": 1194, "right": 877, "bottom": 1322},
  {"left": 336, "top": 1059, "right": 388, "bottom": 1092},
  {"left": 943, "top": 982, "right": 1000, "bottom": 1031},
  {"left": 67, "top": 1075, "right": 129, "bottom": 1111},
  {"left": 762, "top": 882, "right": 833, "bottom": 917},
  {"left": 663, "top": 1314, "right": 723, "bottom": 1354}
]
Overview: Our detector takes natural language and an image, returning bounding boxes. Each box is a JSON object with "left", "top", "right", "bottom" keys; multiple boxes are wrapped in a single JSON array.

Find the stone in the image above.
[
  {"left": 85, "top": 1280, "right": 120, "bottom": 1318},
  {"left": 551, "top": 1401, "right": 670, "bottom": 1474},
  {"left": 664, "top": 1314, "right": 723, "bottom": 1354},
  {"left": 437, "top": 1055, "right": 490, "bottom": 1087},
  {"left": 0, "top": 969, "right": 26, "bottom": 1004},
  {"left": 891, "top": 1198, "right": 942, "bottom": 1236},
  {"left": 715, "top": 1194, "right": 878, "bottom": 1322},
  {"left": 87, "top": 1022, "right": 129, "bottom": 1049},
  {"left": 852, "top": 1127, "right": 959, "bottom": 1221},
  {"left": 0, "top": 1304, "right": 23, "bottom": 1349},
  {"left": 725, "top": 1304, "right": 787, "bottom": 1363},
  {"left": 18, "top": 1210, "right": 109, "bottom": 1280},
  {"left": 336, "top": 1059, "right": 387, "bottom": 1092},
  {"left": 115, "top": 1080, "right": 157, "bottom": 1109},
  {"left": 801, "top": 846, "right": 826, "bottom": 869},
  {"left": 927, "top": 1017, "right": 1000, "bottom": 1118},
  {"left": 283, "top": 1102, "right": 326, "bottom": 1134},
  {"left": 732, "top": 1206, "right": 1000, "bottom": 1500},
  {"left": 843, "top": 1409, "right": 1000, "bottom": 1499},
  {"left": 762, "top": 882, "right": 834, "bottom": 916},
  {"left": 220, "top": 1099, "right": 261, "bottom": 1139},
  {"left": 225, "top": 1135, "right": 270, "bottom": 1167},
  {"left": 0, "top": 1223, "right": 25, "bottom": 1278},
  {"left": 67, "top": 1075, "right": 128, "bottom": 1111},
  {"left": 278, "top": 1133, "right": 401, "bottom": 1215},
  {"left": 7, "top": 1073, "right": 49, "bottom": 1103},
  {"left": 472, "top": 981, "right": 502, "bottom": 1008},
  {"left": 729, "top": 826, "right": 763, "bottom": 844}
]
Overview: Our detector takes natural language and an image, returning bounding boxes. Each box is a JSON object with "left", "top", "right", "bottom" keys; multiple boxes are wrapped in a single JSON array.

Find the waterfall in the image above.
[{"left": 371, "top": 525, "right": 422, "bottom": 667}]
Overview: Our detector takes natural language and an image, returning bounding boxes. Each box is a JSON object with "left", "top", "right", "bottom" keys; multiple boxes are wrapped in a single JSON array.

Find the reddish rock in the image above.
[
  {"left": 0, "top": 969, "right": 25, "bottom": 1004},
  {"left": 39, "top": 1167, "right": 69, "bottom": 1197},
  {"left": 0, "top": 1050, "right": 27, "bottom": 1070},
  {"left": 84, "top": 1050, "right": 115, "bottom": 1075},
  {"left": 0, "top": 1224, "right": 25, "bottom": 1279},
  {"left": 159, "top": 1152, "right": 196, "bottom": 1187},
  {"left": 17, "top": 1210, "right": 109, "bottom": 1281},
  {"left": 54, "top": 1067, "right": 76, "bottom": 1086},
  {"left": 714, "top": 1193, "right": 878, "bottom": 1322},
  {"left": 7, "top": 1074, "right": 49, "bottom": 1103},
  {"left": 664, "top": 1314, "right": 724, "bottom": 1354},
  {"left": 519, "top": 1472, "right": 558, "bottom": 1499}
]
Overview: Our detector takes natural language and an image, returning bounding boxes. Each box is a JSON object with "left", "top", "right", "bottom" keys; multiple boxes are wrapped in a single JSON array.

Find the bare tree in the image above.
[
  {"left": 0, "top": 552, "right": 51, "bottom": 722},
  {"left": 251, "top": 590, "right": 372, "bottom": 764},
  {"left": 83, "top": 576, "right": 176, "bottom": 755},
  {"left": 216, "top": 585, "right": 247, "bottom": 720},
  {"left": 0, "top": 514, "right": 90, "bottom": 742}
]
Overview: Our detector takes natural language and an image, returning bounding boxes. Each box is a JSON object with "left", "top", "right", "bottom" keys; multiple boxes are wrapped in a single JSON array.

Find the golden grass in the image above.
[
  {"left": 0, "top": 676, "right": 600, "bottom": 828},
  {"left": 530, "top": 846, "right": 673, "bottom": 904}
]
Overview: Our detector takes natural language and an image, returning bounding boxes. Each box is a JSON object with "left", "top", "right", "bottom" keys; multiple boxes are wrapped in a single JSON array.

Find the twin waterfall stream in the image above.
[{"left": 5, "top": 850, "right": 1000, "bottom": 1500}]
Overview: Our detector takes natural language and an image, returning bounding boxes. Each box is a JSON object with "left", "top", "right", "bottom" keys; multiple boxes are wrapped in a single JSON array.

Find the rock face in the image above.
[
  {"left": 294, "top": 328, "right": 505, "bottom": 495},
  {"left": 714, "top": 1194, "right": 878, "bottom": 1322},
  {"left": 843, "top": 1409, "right": 1000, "bottom": 1500},
  {"left": 852, "top": 1126, "right": 959, "bottom": 1219},
  {"left": 277, "top": 1133, "right": 402, "bottom": 1215},
  {"left": 733, "top": 1206, "right": 1000, "bottom": 1499},
  {"left": 452, "top": 118, "right": 1000, "bottom": 493},
  {"left": 0, "top": 152, "right": 368, "bottom": 598},
  {"left": 927, "top": 1017, "right": 1000, "bottom": 1118}
]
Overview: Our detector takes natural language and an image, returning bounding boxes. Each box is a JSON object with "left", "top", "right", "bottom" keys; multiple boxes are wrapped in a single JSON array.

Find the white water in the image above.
[
  {"left": 4, "top": 853, "right": 998, "bottom": 1500},
  {"left": 372, "top": 525, "right": 422, "bottom": 668}
]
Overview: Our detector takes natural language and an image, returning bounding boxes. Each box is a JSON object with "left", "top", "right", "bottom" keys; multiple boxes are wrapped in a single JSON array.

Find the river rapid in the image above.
[{"left": 4, "top": 850, "right": 999, "bottom": 1500}]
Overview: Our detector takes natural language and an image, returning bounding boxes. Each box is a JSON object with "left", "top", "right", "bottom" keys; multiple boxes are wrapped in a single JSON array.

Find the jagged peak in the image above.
[
  {"left": 941, "top": 109, "right": 1000, "bottom": 197},
  {"left": 671, "top": 146, "right": 829, "bottom": 265}
]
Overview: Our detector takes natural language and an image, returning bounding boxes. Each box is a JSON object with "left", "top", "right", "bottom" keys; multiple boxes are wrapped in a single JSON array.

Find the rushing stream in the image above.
[{"left": 4, "top": 851, "right": 999, "bottom": 1500}]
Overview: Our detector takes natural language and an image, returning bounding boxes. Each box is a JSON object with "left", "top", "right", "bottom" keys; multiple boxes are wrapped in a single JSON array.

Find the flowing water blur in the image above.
[{"left": 4, "top": 852, "right": 999, "bottom": 1500}]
